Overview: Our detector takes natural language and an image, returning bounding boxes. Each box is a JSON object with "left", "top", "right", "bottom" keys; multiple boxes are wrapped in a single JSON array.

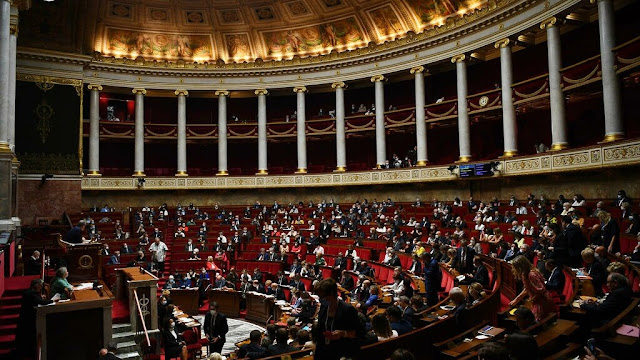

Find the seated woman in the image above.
[
  {"left": 162, "top": 318, "right": 188, "bottom": 360},
  {"left": 467, "top": 282, "right": 487, "bottom": 306},
  {"left": 371, "top": 313, "right": 398, "bottom": 341},
  {"left": 50, "top": 267, "right": 73, "bottom": 300},
  {"left": 356, "top": 285, "right": 379, "bottom": 314},
  {"left": 206, "top": 256, "right": 220, "bottom": 271}
]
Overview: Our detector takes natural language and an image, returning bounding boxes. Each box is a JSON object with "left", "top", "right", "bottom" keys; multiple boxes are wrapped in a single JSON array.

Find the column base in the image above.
[
  {"left": 86, "top": 170, "right": 102, "bottom": 177},
  {"left": 333, "top": 166, "right": 347, "bottom": 172},
  {"left": 256, "top": 169, "right": 268, "bottom": 175},
  {"left": 415, "top": 160, "right": 429, "bottom": 167},
  {"left": 0, "top": 142, "right": 11, "bottom": 154},
  {"left": 375, "top": 164, "right": 383, "bottom": 169},
  {"left": 132, "top": 171, "right": 146, "bottom": 177},
  {"left": 601, "top": 133, "right": 624, "bottom": 143},
  {"left": 550, "top": 143, "right": 568, "bottom": 151},
  {"left": 295, "top": 168, "right": 307, "bottom": 174},
  {"left": 456, "top": 156, "right": 472, "bottom": 163},
  {"left": 216, "top": 170, "right": 229, "bottom": 176},
  {"left": 501, "top": 150, "right": 518, "bottom": 158},
  {"left": 175, "top": 171, "right": 188, "bottom": 177}
]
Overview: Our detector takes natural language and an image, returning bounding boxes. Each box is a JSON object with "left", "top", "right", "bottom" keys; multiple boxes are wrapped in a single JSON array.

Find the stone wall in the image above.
[{"left": 80, "top": 167, "right": 640, "bottom": 210}]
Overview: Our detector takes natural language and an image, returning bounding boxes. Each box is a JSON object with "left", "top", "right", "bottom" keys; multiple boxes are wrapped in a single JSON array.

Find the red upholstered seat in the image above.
[{"left": 182, "top": 329, "right": 202, "bottom": 359}]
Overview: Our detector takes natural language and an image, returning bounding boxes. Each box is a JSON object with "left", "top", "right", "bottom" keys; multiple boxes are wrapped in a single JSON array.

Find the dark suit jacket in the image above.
[
  {"left": 359, "top": 266, "right": 374, "bottom": 278},
  {"left": 334, "top": 257, "right": 347, "bottom": 270},
  {"left": 290, "top": 264, "right": 302, "bottom": 274},
  {"left": 250, "top": 284, "right": 266, "bottom": 293},
  {"left": 108, "top": 255, "right": 120, "bottom": 265},
  {"left": 409, "top": 260, "right": 422, "bottom": 274},
  {"left": 184, "top": 243, "right": 196, "bottom": 252},
  {"left": 581, "top": 286, "right": 633, "bottom": 325},
  {"left": 454, "top": 247, "right": 475, "bottom": 274},
  {"left": 25, "top": 257, "right": 41, "bottom": 275},
  {"left": 290, "top": 280, "right": 306, "bottom": 291},
  {"left": 267, "top": 288, "right": 287, "bottom": 301},
  {"left": 256, "top": 253, "right": 267, "bottom": 261},
  {"left": 469, "top": 264, "right": 489, "bottom": 288},
  {"left": 391, "top": 319, "right": 413, "bottom": 335},
  {"left": 203, "top": 312, "right": 229, "bottom": 343},
  {"left": 100, "top": 353, "right": 122, "bottom": 360},
  {"left": 162, "top": 330, "right": 184, "bottom": 358},
  {"left": 214, "top": 279, "right": 227, "bottom": 289},
  {"left": 237, "top": 343, "right": 267, "bottom": 359},
  {"left": 388, "top": 256, "right": 402, "bottom": 268},
  {"left": 565, "top": 223, "right": 586, "bottom": 258},
  {"left": 587, "top": 260, "right": 606, "bottom": 295},
  {"left": 545, "top": 267, "right": 565, "bottom": 292},
  {"left": 401, "top": 306, "right": 415, "bottom": 324},
  {"left": 340, "top": 276, "right": 355, "bottom": 291},
  {"left": 453, "top": 302, "right": 467, "bottom": 328},
  {"left": 268, "top": 343, "right": 299, "bottom": 356}
]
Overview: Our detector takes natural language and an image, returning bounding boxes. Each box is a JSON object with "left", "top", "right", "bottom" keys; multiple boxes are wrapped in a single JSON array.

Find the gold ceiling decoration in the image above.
[{"left": 19, "top": 0, "right": 492, "bottom": 64}]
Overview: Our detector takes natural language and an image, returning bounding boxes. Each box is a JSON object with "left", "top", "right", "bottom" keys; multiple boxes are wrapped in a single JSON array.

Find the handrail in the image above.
[{"left": 133, "top": 289, "right": 151, "bottom": 348}]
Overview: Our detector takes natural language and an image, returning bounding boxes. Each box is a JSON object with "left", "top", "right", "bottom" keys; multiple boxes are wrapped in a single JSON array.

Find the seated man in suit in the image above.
[
  {"left": 385, "top": 305, "right": 413, "bottom": 335},
  {"left": 256, "top": 248, "right": 267, "bottom": 261},
  {"left": 184, "top": 239, "right": 197, "bottom": 253},
  {"left": 449, "top": 287, "right": 468, "bottom": 328},
  {"left": 237, "top": 330, "right": 267, "bottom": 359},
  {"left": 25, "top": 250, "right": 42, "bottom": 276},
  {"left": 544, "top": 259, "right": 565, "bottom": 293},
  {"left": 397, "top": 296, "right": 414, "bottom": 325},
  {"left": 108, "top": 250, "right": 121, "bottom": 265},
  {"left": 461, "top": 256, "right": 489, "bottom": 288},
  {"left": 204, "top": 301, "right": 229, "bottom": 354},
  {"left": 357, "top": 261, "right": 374, "bottom": 278},
  {"left": 580, "top": 273, "right": 633, "bottom": 326},
  {"left": 339, "top": 270, "right": 355, "bottom": 291},
  {"left": 214, "top": 273, "right": 227, "bottom": 289},
  {"left": 267, "top": 283, "right": 287, "bottom": 301},
  {"left": 250, "top": 279, "right": 266, "bottom": 293},
  {"left": 268, "top": 328, "right": 299, "bottom": 355}
]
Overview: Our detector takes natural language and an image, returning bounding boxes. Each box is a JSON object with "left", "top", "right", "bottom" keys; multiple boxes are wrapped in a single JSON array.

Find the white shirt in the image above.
[
  {"left": 377, "top": 330, "right": 398, "bottom": 341},
  {"left": 314, "top": 246, "right": 325, "bottom": 256},
  {"left": 149, "top": 241, "right": 168, "bottom": 262},
  {"left": 218, "top": 235, "right": 228, "bottom": 244}
]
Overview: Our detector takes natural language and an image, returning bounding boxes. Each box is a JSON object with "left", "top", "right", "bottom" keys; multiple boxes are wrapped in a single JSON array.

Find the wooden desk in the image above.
[
  {"left": 209, "top": 289, "right": 241, "bottom": 318},
  {"left": 169, "top": 288, "right": 200, "bottom": 315},
  {"left": 36, "top": 282, "right": 113, "bottom": 360},
  {"left": 440, "top": 325, "right": 505, "bottom": 359},
  {"left": 245, "top": 292, "right": 275, "bottom": 324},
  {"left": 116, "top": 267, "right": 159, "bottom": 333}
]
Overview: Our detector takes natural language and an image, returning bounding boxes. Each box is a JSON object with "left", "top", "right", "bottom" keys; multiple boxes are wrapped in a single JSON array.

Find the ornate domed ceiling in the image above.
[{"left": 19, "top": 0, "right": 490, "bottom": 63}]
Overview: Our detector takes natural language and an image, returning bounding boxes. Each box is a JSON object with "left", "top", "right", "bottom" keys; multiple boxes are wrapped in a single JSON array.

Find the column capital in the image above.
[
  {"left": 331, "top": 81, "right": 347, "bottom": 89},
  {"left": 87, "top": 84, "right": 103, "bottom": 91},
  {"left": 540, "top": 17, "right": 558, "bottom": 30},
  {"left": 132, "top": 88, "right": 147, "bottom": 95},
  {"left": 370, "top": 75, "right": 385, "bottom": 82},
  {"left": 410, "top": 66, "right": 425, "bottom": 74},
  {"left": 175, "top": 89, "right": 189, "bottom": 96},
  {"left": 494, "top": 38, "right": 511, "bottom": 49},
  {"left": 451, "top": 54, "right": 466, "bottom": 63},
  {"left": 215, "top": 90, "right": 229, "bottom": 97},
  {"left": 293, "top": 86, "right": 307, "bottom": 93},
  {"left": 255, "top": 89, "right": 269, "bottom": 96}
]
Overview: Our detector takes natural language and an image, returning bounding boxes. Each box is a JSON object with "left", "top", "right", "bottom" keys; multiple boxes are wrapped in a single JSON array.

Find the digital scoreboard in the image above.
[{"left": 458, "top": 163, "right": 494, "bottom": 178}]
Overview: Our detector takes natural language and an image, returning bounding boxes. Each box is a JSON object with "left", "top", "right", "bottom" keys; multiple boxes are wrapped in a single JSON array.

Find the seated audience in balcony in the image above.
[{"left": 615, "top": 190, "right": 632, "bottom": 207}]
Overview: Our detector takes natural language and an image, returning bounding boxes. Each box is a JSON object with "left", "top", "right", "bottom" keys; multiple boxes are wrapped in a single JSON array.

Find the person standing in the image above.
[
  {"left": 149, "top": 237, "right": 168, "bottom": 277},
  {"left": 313, "top": 278, "right": 364, "bottom": 360},
  {"left": 63, "top": 220, "right": 86, "bottom": 244},
  {"left": 509, "top": 256, "right": 555, "bottom": 321},
  {"left": 25, "top": 250, "right": 42, "bottom": 276},
  {"left": 204, "top": 302, "right": 229, "bottom": 354},
  {"left": 16, "top": 279, "right": 55, "bottom": 358}
]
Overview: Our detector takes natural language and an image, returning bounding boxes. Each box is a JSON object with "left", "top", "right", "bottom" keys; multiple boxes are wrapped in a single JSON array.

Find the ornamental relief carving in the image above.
[
  {"left": 591, "top": 150, "right": 601, "bottom": 163},
  {"left": 603, "top": 144, "right": 640, "bottom": 162},
  {"left": 505, "top": 159, "right": 540, "bottom": 172},
  {"left": 552, "top": 153, "right": 589, "bottom": 167}
]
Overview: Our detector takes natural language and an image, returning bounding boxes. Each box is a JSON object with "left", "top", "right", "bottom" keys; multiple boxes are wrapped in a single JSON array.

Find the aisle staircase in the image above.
[
  {"left": 0, "top": 275, "right": 40, "bottom": 358},
  {"left": 112, "top": 323, "right": 143, "bottom": 360}
]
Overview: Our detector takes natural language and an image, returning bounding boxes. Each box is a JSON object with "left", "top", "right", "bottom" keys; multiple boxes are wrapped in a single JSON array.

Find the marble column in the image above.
[
  {"left": 332, "top": 82, "right": 347, "bottom": 172},
  {"left": 452, "top": 55, "right": 471, "bottom": 162},
  {"left": 293, "top": 86, "right": 308, "bottom": 173},
  {"left": 0, "top": 0, "right": 10, "bottom": 150},
  {"left": 175, "top": 90, "right": 188, "bottom": 176},
  {"left": 7, "top": 5, "right": 16, "bottom": 151},
  {"left": 496, "top": 39, "right": 518, "bottom": 157},
  {"left": 371, "top": 75, "right": 386, "bottom": 168},
  {"left": 595, "top": 0, "right": 623, "bottom": 142},
  {"left": 215, "top": 90, "right": 229, "bottom": 175},
  {"left": 411, "top": 66, "right": 428, "bottom": 165},
  {"left": 255, "top": 89, "right": 269, "bottom": 175},
  {"left": 541, "top": 17, "right": 568, "bottom": 151},
  {"left": 132, "top": 89, "right": 146, "bottom": 176},
  {"left": 87, "top": 84, "right": 102, "bottom": 176}
]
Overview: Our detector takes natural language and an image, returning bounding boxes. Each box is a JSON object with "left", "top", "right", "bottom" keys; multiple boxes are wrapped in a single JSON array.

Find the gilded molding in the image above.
[
  {"left": 174, "top": 90, "right": 189, "bottom": 96},
  {"left": 331, "top": 82, "right": 346, "bottom": 89},
  {"left": 451, "top": 54, "right": 466, "bottom": 63},
  {"left": 255, "top": 89, "right": 269, "bottom": 96},
  {"left": 9, "top": 6, "right": 18, "bottom": 37},
  {"left": 540, "top": 16, "right": 557, "bottom": 30},
  {"left": 410, "top": 66, "right": 425, "bottom": 74},
  {"left": 494, "top": 38, "right": 511, "bottom": 49},
  {"left": 17, "top": 73, "right": 82, "bottom": 87},
  {"left": 370, "top": 75, "right": 385, "bottom": 82},
  {"left": 132, "top": 88, "right": 147, "bottom": 95},
  {"left": 214, "top": 90, "right": 229, "bottom": 97},
  {"left": 87, "top": 84, "right": 103, "bottom": 91},
  {"left": 293, "top": 86, "right": 307, "bottom": 93}
]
